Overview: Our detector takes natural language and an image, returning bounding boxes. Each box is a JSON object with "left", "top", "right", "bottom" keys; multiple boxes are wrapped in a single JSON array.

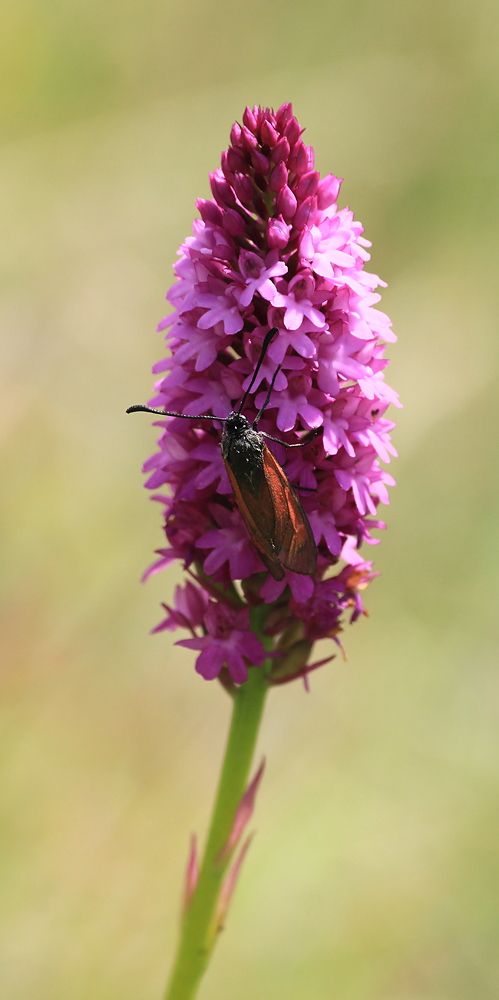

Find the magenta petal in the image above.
[
  {"left": 226, "top": 650, "right": 248, "bottom": 684},
  {"left": 195, "top": 644, "right": 225, "bottom": 680}
]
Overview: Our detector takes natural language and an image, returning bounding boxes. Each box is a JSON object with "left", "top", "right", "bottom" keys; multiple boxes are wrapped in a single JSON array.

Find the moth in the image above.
[{"left": 127, "top": 328, "right": 317, "bottom": 581}]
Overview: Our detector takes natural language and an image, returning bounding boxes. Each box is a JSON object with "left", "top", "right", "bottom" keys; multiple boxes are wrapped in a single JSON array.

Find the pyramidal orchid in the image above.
[{"left": 130, "top": 104, "right": 399, "bottom": 1000}]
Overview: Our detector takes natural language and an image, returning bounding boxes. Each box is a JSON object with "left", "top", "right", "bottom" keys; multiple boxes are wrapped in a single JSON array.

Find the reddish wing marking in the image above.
[
  {"left": 261, "top": 446, "right": 317, "bottom": 576},
  {"left": 223, "top": 460, "right": 285, "bottom": 580},
  {"left": 223, "top": 445, "right": 317, "bottom": 581}
]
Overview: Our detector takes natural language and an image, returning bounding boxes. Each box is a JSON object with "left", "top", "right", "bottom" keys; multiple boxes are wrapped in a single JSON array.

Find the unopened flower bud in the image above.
[
  {"left": 221, "top": 151, "right": 235, "bottom": 184},
  {"left": 284, "top": 117, "right": 301, "bottom": 146},
  {"left": 294, "top": 170, "right": 320, "bottom": 202},
  {"left": 261, "top": 119, "right": 279, "bottom": 147},
  {"left": 251, "top": 149, "right": 270, "bottom": 174},
  {"left": 227, "top": 146, "right": 248, "bottom": 174},
  {"left": 196, "top": 199, "right": 223, "bottom": 225},
  {"left": 276, "top": 102, "right": 293, "bottom": 129},
  {"left": 271, "top": 137, "right": 290, "bottom": 164},
  {"left": 289, "top": 141, "right": 309, "bottom": 175},
  {"left": 317, "top": 173, "right": 342, "bottom": 209},
  {"left": 242, "top": 105, "right": 258, "bottom": 133},
  {"left": 266, "top": 215, "right": 290, "bottom": 249},
  {"left": 230, "top": 122, "right": 242, "bottom": 146},
  {"left": 210, "top": 170, "right": 236, "bottom": 207},
  {"left": 241, "top": 125, "right": 258, "bottom": 152},
  {"left": 270, "top": 639, "right": 313, "bottom": 683},
  {"left": 269, "top": 161, "right": 288, "bottom": 192},
  {"left": 223, "top": 208, "right": 246, "bottom": 237},
  {"left": 293, "top": 195, "right": 317, "bottom": 230},
  {"left": 305, "top": 145, "right": 315, "bottom": 170},
  {"left": 233, "top": 172, "right": 254, "bottom": 204},
  {"left": 276, "top": 184, "right": 297, "bottom": 219}
]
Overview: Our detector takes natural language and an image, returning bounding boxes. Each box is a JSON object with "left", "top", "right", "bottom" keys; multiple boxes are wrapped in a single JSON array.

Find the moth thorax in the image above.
[{"left": 223, "top": 412, "right": 251, "bottom": 441}]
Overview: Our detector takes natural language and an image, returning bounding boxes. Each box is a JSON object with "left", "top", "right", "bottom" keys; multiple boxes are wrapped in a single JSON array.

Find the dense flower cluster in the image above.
[{"left": 140, "top": 104, "right": 399, "bottom": 685}]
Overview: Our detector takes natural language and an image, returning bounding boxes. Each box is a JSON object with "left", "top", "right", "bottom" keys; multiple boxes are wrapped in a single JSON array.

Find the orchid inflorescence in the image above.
[{"left": 138, "top": 102, "right": 399, "bottom": 688}]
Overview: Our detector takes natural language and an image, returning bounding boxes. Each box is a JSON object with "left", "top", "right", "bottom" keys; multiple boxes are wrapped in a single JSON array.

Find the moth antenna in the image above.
[
  {"left": 252, "top": 364, "right": 282, "bottom": 429},
  {"left": 126, "top": 404, "right": 222, "bottom": 422},
  {"left": 237, "top": 327, "right": 279, "bottom": 415}
]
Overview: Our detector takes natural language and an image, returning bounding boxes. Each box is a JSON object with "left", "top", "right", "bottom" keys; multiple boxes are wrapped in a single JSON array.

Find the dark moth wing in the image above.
[
  {"left": 223, "top": 443, "right": 317, "bottom": 581},
  {"left": 223, "top": 458, "right": 285, "bottom": 580},
  {"left": 261, "top": 445, "right": 317, "bottom": 576}
]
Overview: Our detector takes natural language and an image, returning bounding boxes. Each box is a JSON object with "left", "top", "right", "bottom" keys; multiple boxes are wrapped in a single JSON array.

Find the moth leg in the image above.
[{"left": 259, "top": 428, "right": 321, "bottom": 448}]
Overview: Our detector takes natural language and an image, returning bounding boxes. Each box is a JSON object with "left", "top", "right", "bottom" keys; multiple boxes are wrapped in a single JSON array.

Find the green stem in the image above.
[{"left": 164, "top": 608, "right": 271, "bottom": 1000}]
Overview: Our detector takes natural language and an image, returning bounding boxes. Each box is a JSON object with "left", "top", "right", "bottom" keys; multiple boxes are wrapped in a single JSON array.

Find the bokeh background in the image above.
[{"left": 1, "top": 1, "right": 499, "bottom": 997}]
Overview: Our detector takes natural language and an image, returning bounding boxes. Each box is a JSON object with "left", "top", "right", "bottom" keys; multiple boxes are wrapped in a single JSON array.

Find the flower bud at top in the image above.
[
  {"left": 223, "top": 208, "right": 246, "bottom": 237},
  {"left": 210, "top": 170, "right": 236, "bottom": 207},
  {"left": 230, "top": 122, "right": 242, "bottom": 146},
  {"left": 276, "top": 102, "right": 293, "bottom": 129},
  {"left": 269, "top": 161, "right": 288, "bottom": 193},
  {"left": 317, "top": 173, "right": 342, "bottom": 209},
  {"left": 196, "top": 199, "right": 223, "bottom": 225},
  {"left": 241, "top": 125, "right": 258, "bottom": 152},
  {"left": 294, "top": 170, "right": 320, "bottom": 202},
  {"left": 284, "top": 116, "right": 301, "bottom": 146},
  {"left": 305, "top": 146, "right": 315, "bottom": 170},
  {"left": 266, "top": 214, "right": 290, "bottom": 249},
  {"left": 261, "top": 119, "right": 279, "bottom": 148},
  {"left": 271, "top": 137, "right": 291, "bottom": 165},
  {"left": 233, "top": 172, "right": 254, "bottom": 204},
  {"left": 276, "top": 184, "right": 297, "bottom": 220},
  {"left": 289, "top": 141, "right": 309, "bottom": 176},
  {"left": 227, "top": 146, "right": 248, "bottom": 174},
  {"left": 293, "top": 195, "right": 317, "bottom": 230},
  {"left": 221, "top": 151, "right": 235, "bottom": 184},
  {"left": 243, "top": 105, "right": 258, "bottom": 133},
  {"left": 251, "top": 149, "right": 270, "bottom": 174}
]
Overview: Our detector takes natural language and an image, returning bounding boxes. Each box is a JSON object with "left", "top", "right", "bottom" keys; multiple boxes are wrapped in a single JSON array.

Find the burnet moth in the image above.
[{"left": 127, "top": 328, "right": 317, "bottom": 582}]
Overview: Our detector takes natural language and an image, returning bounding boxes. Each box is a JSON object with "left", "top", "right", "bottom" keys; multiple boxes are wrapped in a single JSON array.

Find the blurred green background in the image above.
[{"left": 1, "top": 1, "right": 498, "bottom": 997}]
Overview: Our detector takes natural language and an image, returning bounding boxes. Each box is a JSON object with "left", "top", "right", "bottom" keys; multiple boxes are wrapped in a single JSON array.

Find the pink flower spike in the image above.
[
  {"left": 182, "top": 834, "right": 199, "bottom": 913},
  {"left": 133, "top": 103, "right": 398, "bottom": 684},
  {"left": 217, "top": 759, "right": 265, "bottom": 865}
]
